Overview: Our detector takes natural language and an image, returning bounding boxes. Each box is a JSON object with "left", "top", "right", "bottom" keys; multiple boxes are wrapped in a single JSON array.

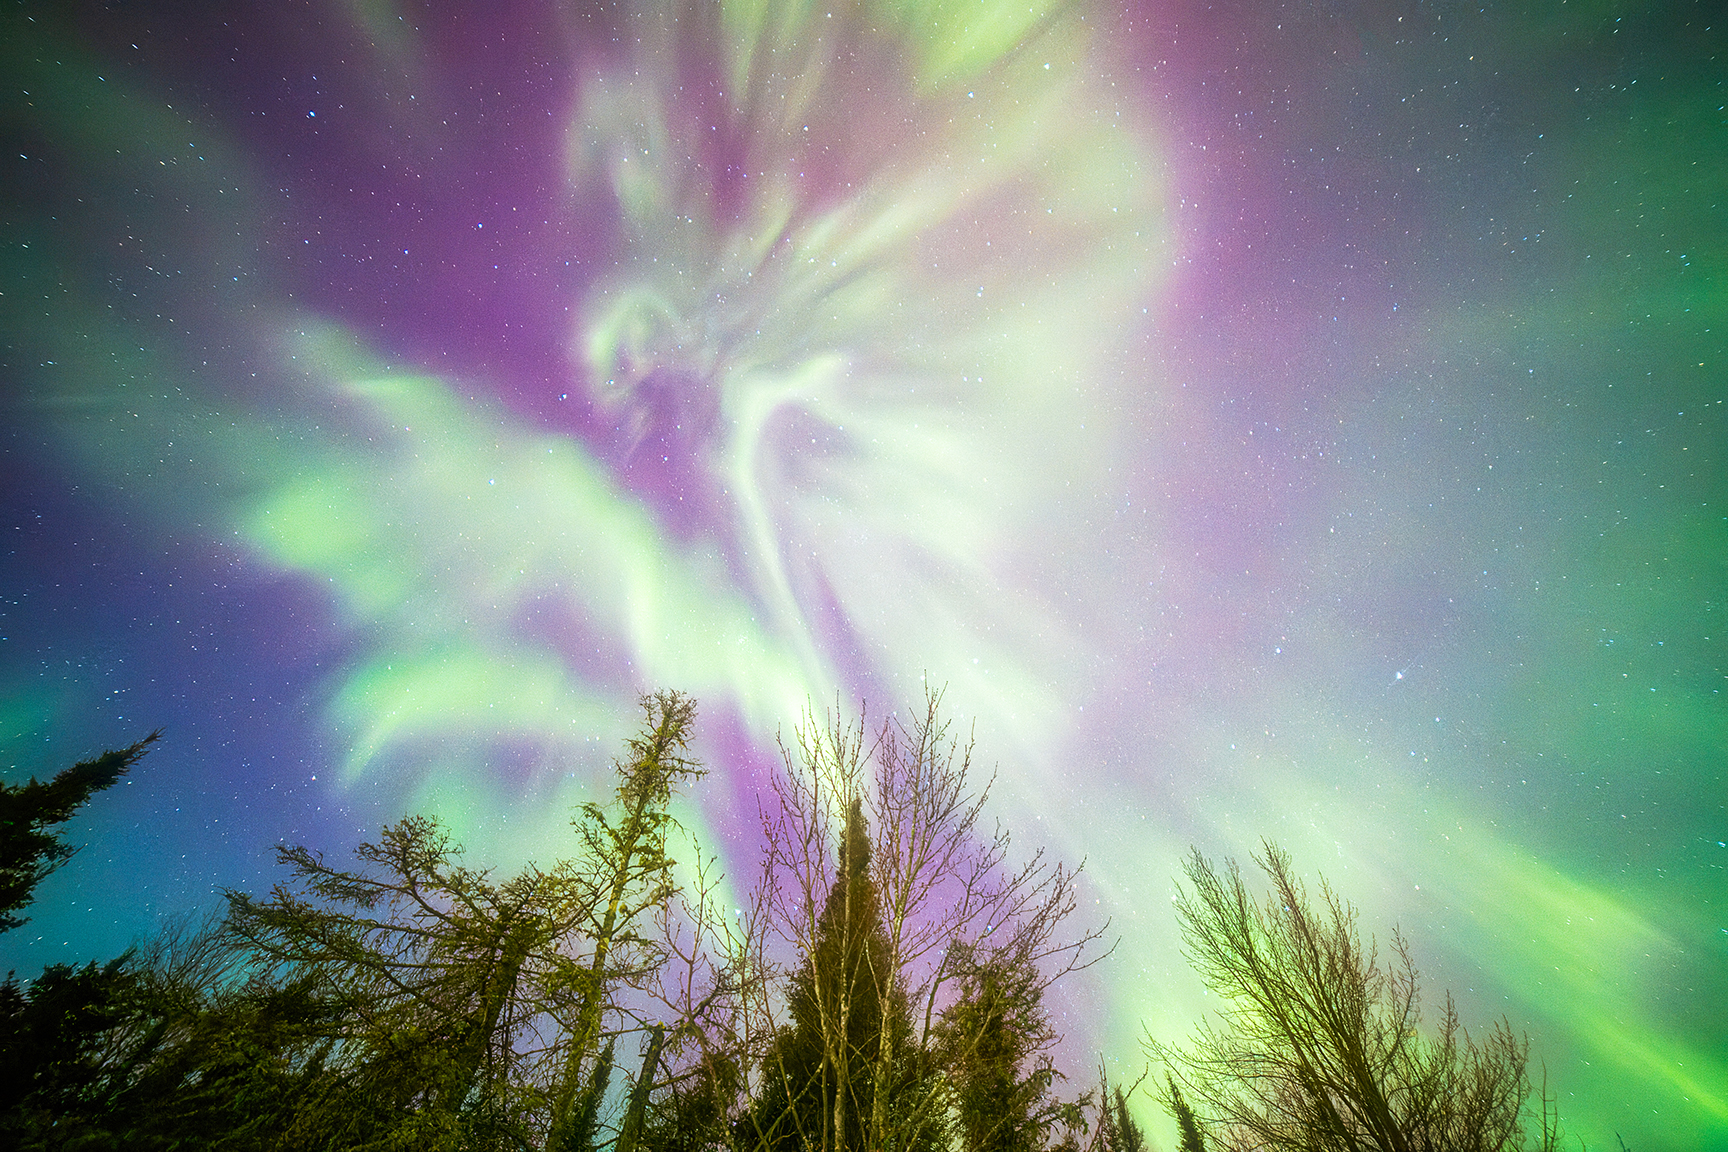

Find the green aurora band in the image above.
[{"left": 2, "top": 1, "right": 1723, "bottom": 1148}]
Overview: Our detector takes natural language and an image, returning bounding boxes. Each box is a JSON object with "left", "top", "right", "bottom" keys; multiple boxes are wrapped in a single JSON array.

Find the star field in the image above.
[{"left": 2, "top": 2, "right": 1723, "bottom": 1148}]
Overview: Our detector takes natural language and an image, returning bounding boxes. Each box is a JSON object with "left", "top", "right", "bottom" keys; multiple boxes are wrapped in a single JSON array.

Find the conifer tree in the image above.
[
  {"left": 1090, "top": 1070, "right": 1147, "bottom": 1152},
  {"left": 0, "top": 734, "right": 174, "bottom": 1149},
  {"left": 1164, "top": 1074, "right": 1204, "bottom": 1152},
  {"left": 743, "top": 693, "right": 1101, "bottom": 1152},
  {"left": 937, "top": 947, "right": 1073, "bottom": 1152},
  {"left": 222, "top": 691, "right": 703, "bottom": 1150},
  {"left": 0, "top": 731, "right": 158, "bottom": 931},
  {"left": 747, "top": 797, "right": 920, "bottom": 1152},
  {"left": 546, "top": 690, "right": 704, "bottom": 1151},
  {"left": 223, "top": 814, "right": 567, "bottom": 1148},
  {"left": 641, "top": 1049, "right": 741, "bottom": 1152}
]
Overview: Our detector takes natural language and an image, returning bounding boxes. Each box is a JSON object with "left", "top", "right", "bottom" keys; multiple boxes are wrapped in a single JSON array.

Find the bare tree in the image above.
[
  {"left": 741, "top": 689, "right": 1108, "bottom": 1152},
  {"left": 1149, "top": 841, "right": 1564, "bottom": 1152},
  {"left": 634, "top": 842, "right": 756, "bottom": 1152}
]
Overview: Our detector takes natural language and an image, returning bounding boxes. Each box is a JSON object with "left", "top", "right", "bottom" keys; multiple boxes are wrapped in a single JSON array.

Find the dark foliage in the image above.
[
  {"left": 1, "top": 704, "right": 1583, "bottom": 1152},
  {"left": 643, "top": 1050, "right": 742, "bottom": 1152},
  {"left": 937, "top": 948, "right": 1078, "bottom": 1152},
  {"left": 1165, "top": 1074, "right": 1205, "bottom": 1152},
  {"left": 0, "top": 924, "right": 336, "bottom": 1151},
  {"left": 745, "top": 797, "right": 932, "bottom": 1152},
  {"left": 0, "top": 955, "right": 145, "bottom": 1147},
  {"left": 0, "top": 732, "right": 158, "bottom": 931},
  {"left": 1089, "top": 1072, "right": 1148, "bottom": 1152}
]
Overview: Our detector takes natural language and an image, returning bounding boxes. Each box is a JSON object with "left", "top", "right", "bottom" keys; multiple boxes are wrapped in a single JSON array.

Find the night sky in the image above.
[{"left": 2, "top": 1, "right": 1723, "bottom": 1147}]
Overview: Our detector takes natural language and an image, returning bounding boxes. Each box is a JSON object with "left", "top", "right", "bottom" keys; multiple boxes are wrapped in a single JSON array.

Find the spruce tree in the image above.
[
  {"left": 1165, "top": 1075, "right": 1204, "bottom": 1152},
  {"left": 222, "top": 691, "right": 703, "bottom": 1150},
  {"left": 747, "top": 797, "right": 924, "bottom": 1152},
  {"left": 744, "top": 692, "right": 1102, "bottom": 1152},
  {"left": 938, "top": 949, "right": 1067, "bottom": 1152},
  {"left": 1111, "top": 1084, "right": 1149, "bottom": 1152},
  {"left": 1, "top": 732, "right": 158, "bottom": 931},
  {"left": 223, "top": 815, "right": 560, "bottom": 1149},
  {"left": 1089, "top": 1071, "right": 1147, "bottom": 1152}
]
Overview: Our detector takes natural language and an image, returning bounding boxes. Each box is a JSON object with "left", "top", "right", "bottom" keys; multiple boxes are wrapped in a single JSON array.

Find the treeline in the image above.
[{"left": 1, "top": 692, "right": 1573, "bottom": 1151}]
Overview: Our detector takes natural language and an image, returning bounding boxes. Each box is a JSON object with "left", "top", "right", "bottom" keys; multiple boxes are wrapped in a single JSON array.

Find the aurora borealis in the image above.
[{"left": 2, "top": 0, "right": 1723, "bottom": 1146}]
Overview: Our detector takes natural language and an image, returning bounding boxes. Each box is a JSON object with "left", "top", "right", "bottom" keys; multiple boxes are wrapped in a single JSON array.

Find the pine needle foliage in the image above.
[
  {"left": 1165, "top": 1074, "right": 1205, "bottom": 1152},
  {"left": 747, "top": 797, "right": 927, "bottom": 1152},
  {"left": 937, "top": 948, "right": 1074, "bottom": 1152},
  {"left": 0, "top": 732, "right": 159, "bottom": 931}
]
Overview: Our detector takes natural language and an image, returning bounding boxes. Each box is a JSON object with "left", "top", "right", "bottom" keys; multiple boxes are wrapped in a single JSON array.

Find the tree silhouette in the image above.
[
  {"left": 2, "top": 701, "right": 1583, "bottom": 1152},
  {"left": 741, "top": 692, "right": 1103, "bottom": 1152},
  {"left": 223, "top": 814, "right": 570, "bottom": 1148},
  {"left": 223, "top": 691, "right": 704, "bottom": 1150},
  {"left": 547, "top": 689, "right": 704, "bottom": 1151},
  {"left": 937, "top": 946, "right": 1082, "bottom": 1152},
  {"left": 746, "top": 796, "right": 926, "bottom": 1152},
  {"left": 0, "top": 731, "right": 158, "bottom": 931},
  {"left": 1089, "top": 1069, "right": 1148, "bottom": 1152},
  {"left": 1164, "top": 1073, "right": 1205, "bottom": 1152},
  {"left": 1151, "top": 842, "right": 1562, "bottom": 1152}
]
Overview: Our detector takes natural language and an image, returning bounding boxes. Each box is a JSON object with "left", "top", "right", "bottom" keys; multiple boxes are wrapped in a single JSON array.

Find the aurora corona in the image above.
[{"left": 1, "top": 2, "right": 1722, "bottom": 1149}]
